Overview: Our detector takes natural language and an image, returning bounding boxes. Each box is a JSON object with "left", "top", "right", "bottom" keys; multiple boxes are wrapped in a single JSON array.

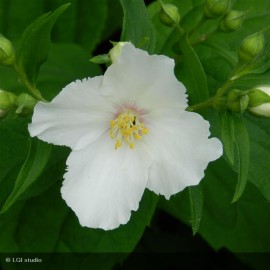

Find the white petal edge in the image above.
[
  {"left": 101, "top": 44, "right": 188, "bottom": 111},
  {"left": 144, "top": 111, "right": 223, "bottom": 199},
  {"left": 61, "top": 132, "right": 151, "bottom": 230},
  {"left": 29, "top": 76, "right": 114, "bottom": 150}
]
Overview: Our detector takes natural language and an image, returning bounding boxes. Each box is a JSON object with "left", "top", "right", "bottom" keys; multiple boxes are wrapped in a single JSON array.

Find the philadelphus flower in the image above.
[{"left": 29, "top": 44, "right": 222, "bottom": 230}]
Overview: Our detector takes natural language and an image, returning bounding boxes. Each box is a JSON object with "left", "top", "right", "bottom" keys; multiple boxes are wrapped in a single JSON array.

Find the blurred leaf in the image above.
[
  {"left": 57, "top": 190, "right": 158, "bottom": 253},
  {"left": 0, "top": 0, "right": 44, "bottom": 39},
  {"left": 245, "top": 115, "right": 270, "bottom": 201},
  {"left": 0, "top": 184, "right": 158, "bottom": 269},
  {"left": 17, "top": 4, "right": 70, "bottom": 84},
  {"left": 102, "top": 0, "right": 123, "bottom": 41},
  {"left": 232, "top": 115, "right": 249, "bottom": 202},
  {"left": 120, "top": 0, "right": 156, "bottom": 53},
  {"left": 0, "top": 116, "right": 28, "bottom": 184},
  {"left": 161, "top": 158, "right": 270, "bottom": 254},
  {"left": 188, "top": 185, "right": 203, "bottom": 235},
  {"left": 74, "top": 0, "right": 108, "bottom": 52},
  {"left": 37, "top": 43, "right": 101, "bottom": 100},
  {"left": 0, "top": 138, "right": 51, "bottom": 214},
  {"left": 220, "top": 111, "right": 235, "bottom": 165},
  {"left": 177, "top": 34, "right": 209, "bottom": 105}
]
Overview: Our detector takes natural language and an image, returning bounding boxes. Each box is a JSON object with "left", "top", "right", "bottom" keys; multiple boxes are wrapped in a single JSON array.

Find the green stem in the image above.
[
  {"left": 190, "top": 27, "right": 219, "bottom": 46},
  {"left": 186, "top": 78, "right": 235, "bottom": 112},
  {"left": 13, "top": 64, "right": 47, "bottom": 102},
  {"left": 175, "top": 24, "right": 185, "bottom": 38},
  {"left": 188, "top": 14, "right": 207, "bottom": 39},
  {"left": 216, "top": 78, "right": 235, "bottom": 98},
  {"left": 186, "top": 97, "right": 215, "bottom": 112}
]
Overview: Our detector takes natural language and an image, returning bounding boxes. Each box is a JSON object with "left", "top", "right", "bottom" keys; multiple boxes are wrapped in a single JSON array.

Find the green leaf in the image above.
[
  {"left": 232, "top": 115, "right": 250, "bottom": 202},
  {"left": 177, "top": 34, "right": 209, "bottom": 105},
  {"left": 120, "top": 0, "right": 156, "bottom": 53},
  {"left": 17, "top": 4, "right": 70, "bottom": 84},
  {"left": 245, "top": 115, "right": 270, "bottom": 201},
  {"left": 220, "top": 111, "right": 235, "bottom": 165},
  {"left": 0, "top": 185, "right": 158, "bottom": 268},
  {"left": 90, "top": 54, "right": 110, "bottom": 64},
  {"left": 57, "top": 190, "right": 158, "bottom": 253},
  {"left": 161, "top": 159, "right": 270, "bottom": 255},
  {"left": 37, "top": 43, "right": 101, "bottom": 100},
  {"left": 188, "top": 185, "right": 203, "bottom": 235},
  {"left": 0, "top": 0, "right": 44, "bottom": 39},
  {"left": 0, "top": 138, "right": 52, "bottom": 214}
]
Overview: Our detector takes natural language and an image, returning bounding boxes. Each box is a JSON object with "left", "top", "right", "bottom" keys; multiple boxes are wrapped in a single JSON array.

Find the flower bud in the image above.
[
  {"left": 204, "top": 0, "right": 231, "bottom": 19},
  {"left": 220, "top": 10, "right": 246, "bottom": 32},
  {"left": 0, "top": 34, "right": 16, "bottom": 66},
  {"left": 238, "top": 31, "right": 264, "bottom": 63},
  {"left": 15, "top": 93, "right": 37, "bottom": 116},
  {"left": 159, "top": 1, "right": 180, "bottom": 27},
  {"left": 248, "top": 86, "right": 270, "bottom": 117},
  {"left": 0, "top": 90, "right": 16, "bottom": 110},
  {"left": 227, "top": 89, "right": 249, "bottom": 113},
  {"left": 109, "top": 42, "right": 131, "bottom": 63},
  {"left": 0, "top": 90, "right": 16, "bottom": 119}
]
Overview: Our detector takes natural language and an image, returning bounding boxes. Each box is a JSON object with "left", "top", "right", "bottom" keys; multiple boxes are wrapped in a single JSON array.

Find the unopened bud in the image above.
[
  {"left": 220, "top": 10, "right": 246, "bottom": 32},
  {"left": 15, "top": 93, "right": 37, "bottom": 116},
  {"left": 248, "top": 86, "right": 270, "bottom": 117},
  {"left": 0, "top": 90, "right": 16, "bottom": 119},
  {"left": 0, "top": 34, "right": 16, "bottom": 66},
  {"left": 204, "top": 0, "right": 231, "bottom": 19},
  {"left": 0, "top": 90, "right": 16, "bottom": 110},
  {"left": 238, "top": 31, "right": 264, "bottom": 63},
  {"left": 109, "top": 42, "right": 131, "bottom": 63},
  {"left": 227, "top": 89, "right": 249, "bottom": 113},
  {"left": 159, "top": 1, "right": 180, "bottom": 27}
]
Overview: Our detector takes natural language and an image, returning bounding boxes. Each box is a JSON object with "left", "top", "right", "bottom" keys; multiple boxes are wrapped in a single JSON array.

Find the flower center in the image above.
[{"left": 110, "top": 110, "right": 149, "bottom": 150}]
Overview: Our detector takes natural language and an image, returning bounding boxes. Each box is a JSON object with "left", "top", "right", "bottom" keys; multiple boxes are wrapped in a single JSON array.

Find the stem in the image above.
[
  {"left": 189, "top": 25, "right": 219, "bottom": 46},
  {"left": 216, "top": 78, "right": 235, "bottom": 98},
  {"left": 188, "top": 14, "right": 207, "bottom": 39},
  {"left": 13, "top": 64, "right": 47, "bottom": 102},
  {"left": 186, "top": 97, "right": 215, "bottom": 112},
  {"left": 175, "top": 24, "right": 185, "bottom": 38},
  {"left": 186, "top": 78, "right": 235, "bottom": 112}
]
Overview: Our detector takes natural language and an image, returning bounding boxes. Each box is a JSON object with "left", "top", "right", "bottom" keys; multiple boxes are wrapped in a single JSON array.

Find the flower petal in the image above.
[
  {"left": 61, "top": 132, "right": 151, "bottom": 230},
  {"left": 102, "top": 44, "right": 187, "bottom": 111},
  {"left": 28, "top": 76, "right": 113, "bottom": 150},
  {"left": 144, "top": 111, "right": 223, "bottom": 199}
]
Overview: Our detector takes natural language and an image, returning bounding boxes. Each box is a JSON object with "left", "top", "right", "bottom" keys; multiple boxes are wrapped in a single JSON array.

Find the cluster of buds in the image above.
[
  {"left": 0, "top": 90, "right": 37, "bottom": 119},
  {"left": 158, "top": 0, "right": 247, "bottom": 36}
]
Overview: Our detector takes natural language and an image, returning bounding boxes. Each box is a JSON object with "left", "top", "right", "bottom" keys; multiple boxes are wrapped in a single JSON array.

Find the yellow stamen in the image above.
[
  {"left": 109, "top": 110, "right": 148, "bottom": 150},
  {"left": 115, "top": 139, "right": 122, "bottom": 150}
]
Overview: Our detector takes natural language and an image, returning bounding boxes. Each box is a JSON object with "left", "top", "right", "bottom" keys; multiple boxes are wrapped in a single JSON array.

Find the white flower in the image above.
[{"left": 28, "top": 44, "right": 222, "bottom": 230}]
